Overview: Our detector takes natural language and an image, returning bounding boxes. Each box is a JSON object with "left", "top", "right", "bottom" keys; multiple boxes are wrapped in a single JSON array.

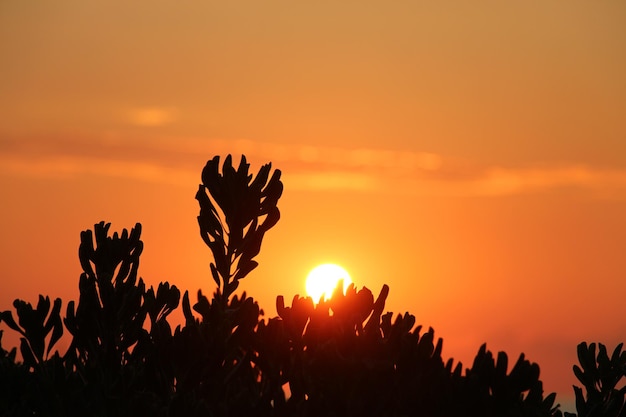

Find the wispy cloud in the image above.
[
  {"left": 126, "top": 107, "right": 179, "bottom": 127},
  {"left": 1, "top": 136, "right": 626, "bottom": 199}
]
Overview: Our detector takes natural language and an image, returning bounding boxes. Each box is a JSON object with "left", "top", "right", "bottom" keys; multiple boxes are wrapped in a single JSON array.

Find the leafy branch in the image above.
[
  {"left": 196, "top": 155, "right": 283, "bottom": 305},
  {"left": 0, "top": 295, "right": 63, "bottom": 369},
  {"left": 572, "top": 342, "right": 626, "bottom": 417}
]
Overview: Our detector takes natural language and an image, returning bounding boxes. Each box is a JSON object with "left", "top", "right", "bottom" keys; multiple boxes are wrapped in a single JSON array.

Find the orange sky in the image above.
[{"left": 1, "top": 1, "right": 626, "bottom": 410}]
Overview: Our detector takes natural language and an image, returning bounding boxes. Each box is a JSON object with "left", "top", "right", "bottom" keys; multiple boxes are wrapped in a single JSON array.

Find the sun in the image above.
[{"left": 305, "top": 263, "right": 352, "bottom": 302}]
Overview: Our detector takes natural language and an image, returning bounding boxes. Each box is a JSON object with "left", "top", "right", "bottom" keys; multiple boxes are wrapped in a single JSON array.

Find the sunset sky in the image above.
[{"left": 1, "top": 1, "right": 626, "bottom": 409}]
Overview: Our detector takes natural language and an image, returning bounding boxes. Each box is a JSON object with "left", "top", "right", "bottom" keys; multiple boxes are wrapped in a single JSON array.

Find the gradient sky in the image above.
[{"left": 1, "top": 1, "right": 626, "bottom": 409}]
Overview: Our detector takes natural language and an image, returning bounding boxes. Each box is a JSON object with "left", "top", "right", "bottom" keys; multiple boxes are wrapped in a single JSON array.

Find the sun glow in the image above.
[{"left": 305, "top": 263, "right": 352, "bottom": 302}]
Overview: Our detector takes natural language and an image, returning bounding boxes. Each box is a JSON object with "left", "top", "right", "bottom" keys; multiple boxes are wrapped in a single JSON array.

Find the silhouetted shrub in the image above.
[
  {"left": 0, "top": 154, "right": 613, "bottom": 416},
  {"left": 570, "top": 342, "right": 626, "bottom": 417}
]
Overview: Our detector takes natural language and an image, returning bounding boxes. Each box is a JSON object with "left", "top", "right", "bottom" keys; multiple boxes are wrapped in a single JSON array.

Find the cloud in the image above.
[
  {"left": 285, "top": 171, "right": 380, "bottom": 192},
  {"left": 466, "top": 166, "right": 626, "bottom": 198},
  {"left": 127, "top": 107, "right": 178, "bottom": 127},
  {"left": 1, "top": 136, "right": 626, "bottom": 198}
]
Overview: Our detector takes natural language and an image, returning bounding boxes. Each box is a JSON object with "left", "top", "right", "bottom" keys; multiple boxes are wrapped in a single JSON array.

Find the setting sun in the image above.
[{"left": 305, "top": 263, "right": 352, "bottom": 302}]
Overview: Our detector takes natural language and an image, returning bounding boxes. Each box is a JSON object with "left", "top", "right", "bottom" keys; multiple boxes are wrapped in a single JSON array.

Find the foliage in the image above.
[
  {"left": 569, "top": 342, "right": 626, "bottom": 417},
  {"left": 196, "top": 154, "right": 282, "bottom": 305},
  {"left": 0, "top": 154, "right": 617, "bottom": 416},
  {"left": 1, "top": 296, "right": 63, "bottom": 370}
]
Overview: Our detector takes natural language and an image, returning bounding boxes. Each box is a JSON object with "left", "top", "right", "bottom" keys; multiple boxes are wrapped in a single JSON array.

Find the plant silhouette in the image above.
[
  {"left": 196, "top": 154, "right": 283, "bottom": 306},
  {"left": 0, "top": 154, "right": 622, "bottom": 416}
]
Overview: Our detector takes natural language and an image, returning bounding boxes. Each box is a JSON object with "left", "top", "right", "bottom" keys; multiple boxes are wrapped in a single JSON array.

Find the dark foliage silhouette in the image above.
[
  {"left": 1, "top": 296, "right": 63, "bottom": 370},
  {"left": 196, "top": 154, "right": 282, "bottom": 306},
  {"left": 0, "top": 154, "right": 619, "bottom": 416},
  {"left": 570, "top": 342, "right": 626, "bottom": 417}
]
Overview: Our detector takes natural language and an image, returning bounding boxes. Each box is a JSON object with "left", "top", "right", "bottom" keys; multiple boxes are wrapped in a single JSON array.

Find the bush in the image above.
[{"left": 0, "top": 154, "right": 615, "bottom": 416}]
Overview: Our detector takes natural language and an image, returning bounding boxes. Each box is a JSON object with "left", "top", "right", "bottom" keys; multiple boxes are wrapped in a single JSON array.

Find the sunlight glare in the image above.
[{"left": 305, "top": 263, "right": 352, "bottom": 302}]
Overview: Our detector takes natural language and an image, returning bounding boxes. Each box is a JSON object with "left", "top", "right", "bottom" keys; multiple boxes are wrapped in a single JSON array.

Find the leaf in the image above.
[
  {"left": 234, "top": 260, "right": 258, "bottom": 281},
  {"left": 63, "top": 300, "right": 77, "bottom": 335},
  {"left": 495, "top": 351, "right": 508, "bottom": 377},
  {"left": 0, "top": 310, "right": 23, "bottom": 337},
  {"left": 193, "top": 290, "right": 211, "bottom": 321},
  {"left": 182, "top": 291, "right": 195, "bottom": 326},
  {"left": 78, "top": 229, "right": 96, "bottom": 277},
  {"left": 433, "top": 337, "right": 443, "bottom": 360},
  {"left": 225, "top": 280, "right": 239, "bottom": 298},
  {"left": 573, "top": 364, "right": 587, "bottom": 385},
  {"left": 574, "top": 385, "right": 587, "bottom": 414},
  {"left": 210, "top": 263, "right": 221, "bottom": 287},
  {"left": 45, "top": 298, "right": 63, "bottom": 357},
  {"left": 276, "top": 295, "right": 286, "bottom": 318},
  {"left": 611, "top": 343, "right": 624, "bottom": 364},
  {"left": 598, "top": 343, "right": 611, "bottom": 371},
  {"left": 543, "top": 392, "right": 557, "bottom": 409},
  {"left": 36, "top": 295, "right": 51, "bottom": 324},
  {"left": 20, "top": 337, "right": 37, "bottom": 368}
]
